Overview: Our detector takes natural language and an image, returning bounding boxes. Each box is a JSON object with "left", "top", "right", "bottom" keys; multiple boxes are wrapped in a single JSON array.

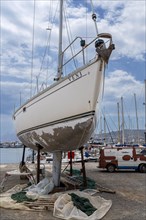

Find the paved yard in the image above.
[{"left": 0, "top": 162, "right": 146, "bottom": 220}]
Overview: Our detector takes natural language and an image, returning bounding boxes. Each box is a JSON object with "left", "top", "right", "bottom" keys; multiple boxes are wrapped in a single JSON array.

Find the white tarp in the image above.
[
  {"left": 26, "top": 177, "right": 54, "bottom": 199},
  {"left": 0, "top": 184, "right": 30, "bottom": 210},
  {"left": 0, "top": 183, "right": 112, "bottom": 219},
  {"left": 53, "top": 191, "right": 112, "bottom": 220},
  {"left": 0, "top": 178, "right": 55, "bottom": 210}
]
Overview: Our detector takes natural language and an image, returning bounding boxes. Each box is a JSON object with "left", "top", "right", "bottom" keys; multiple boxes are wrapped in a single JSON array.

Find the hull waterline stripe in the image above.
[{"left": 17, "top": 111, "right": 95, "bottom": 136}]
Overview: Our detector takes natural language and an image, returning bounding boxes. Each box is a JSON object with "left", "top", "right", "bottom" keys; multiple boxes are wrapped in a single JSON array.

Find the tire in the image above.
[
  {"left": 106, "top": 164, "right": 116, "bottom": 172},
  {"left": 139, "top": 164, "right": 146, "bottom": 173}
]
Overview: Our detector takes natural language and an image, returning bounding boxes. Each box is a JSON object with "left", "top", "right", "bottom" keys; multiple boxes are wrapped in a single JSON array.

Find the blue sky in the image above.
[{"left": 0, "top": 0, "right": 146, "bottom": 142}]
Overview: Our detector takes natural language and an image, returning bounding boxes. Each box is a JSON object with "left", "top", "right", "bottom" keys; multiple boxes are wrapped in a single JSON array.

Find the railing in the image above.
[{"left": 61, "top": 33, "right": 113, "bottom": 72}]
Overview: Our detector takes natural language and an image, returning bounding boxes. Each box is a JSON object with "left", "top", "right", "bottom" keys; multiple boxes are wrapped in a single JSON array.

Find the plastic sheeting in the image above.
[
  {"left": 26, "top": 177, "right": 54, "bottom": 200},
  {"left": 53, "top": 191, "right": 112, "bottom": 220},
  {"left": 0, "top": 182, "right": 112, "bottom": 219},
  {"left": 0, "top": 178, "right": 55, "bottom": 210}
]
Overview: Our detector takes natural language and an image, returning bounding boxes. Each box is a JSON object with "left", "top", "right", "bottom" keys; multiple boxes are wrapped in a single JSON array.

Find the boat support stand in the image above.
[
  {"left": 36, "top": 143, "right": 43, "bottom": 183},
  {"left": 79, "top": 146, "right": 87, "bottom": 188}
]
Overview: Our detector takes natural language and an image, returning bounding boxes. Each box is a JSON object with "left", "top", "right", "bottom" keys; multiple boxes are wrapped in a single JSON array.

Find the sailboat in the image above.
[{"left": 13, "top": 0, "right": 114, "bottom": 185}]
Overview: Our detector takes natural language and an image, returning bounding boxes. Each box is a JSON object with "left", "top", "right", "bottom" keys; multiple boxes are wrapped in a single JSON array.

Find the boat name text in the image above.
[{"left": 68, "top": 72, "right": 82, "bottom": 82}]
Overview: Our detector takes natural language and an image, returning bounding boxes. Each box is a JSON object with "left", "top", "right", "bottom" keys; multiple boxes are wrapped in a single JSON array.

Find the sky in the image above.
[{"left": 0, "top": 0, "right": 146, "bottom": 143}]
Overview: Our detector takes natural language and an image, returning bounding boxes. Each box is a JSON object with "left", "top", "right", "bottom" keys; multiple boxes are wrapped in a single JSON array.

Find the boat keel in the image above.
[{"left": 53, "top": 151, "right": 62, "bottom": 186}]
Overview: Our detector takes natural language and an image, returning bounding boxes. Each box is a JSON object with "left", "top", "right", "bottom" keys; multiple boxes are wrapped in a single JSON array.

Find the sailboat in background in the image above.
[{"left": 13, "top": 0, "right": 114, "bottom": 185}]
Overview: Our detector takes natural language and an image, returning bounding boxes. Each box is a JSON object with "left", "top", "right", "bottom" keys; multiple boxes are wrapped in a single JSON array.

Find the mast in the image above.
[
  {"left": 100, "top": 115, "right": 103, "bottom": 143},
  {"left": 144, "top": 79, "right": 146, "bottom": 144},
  {"left": 56, "top": 0, "right": 63, "bottom": 80},
  {"left": 134, "top": 93, "right": 139, "bottom": 144},
  {"left": 121, "top": 97, "right": 125, "bottom": 144},
  {"left": 117, "top": 102, "right": 121, "bottom": 143},
  {"left": 104, "top": 116, "right": 106, "bottom": 145}
]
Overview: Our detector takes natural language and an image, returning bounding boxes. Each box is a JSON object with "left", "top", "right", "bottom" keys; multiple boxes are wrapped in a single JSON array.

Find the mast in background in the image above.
[
  {"left": 100, "top": 115, "right": 103, "bottom": 143},
  {"left": 121, "top": 97, "right": 125, "bottom": 144},
  {"left": 117, "top": 102, "right": 121, "bottom": 143},
  {"left": 104, "top": 116, "right": 106, "bottom": 145},
  {"left": 144, "top": 79, "right": 146, "bottom": 144},
  {"left": 134, "top": 93, "right": 139, "bottom": 144}
]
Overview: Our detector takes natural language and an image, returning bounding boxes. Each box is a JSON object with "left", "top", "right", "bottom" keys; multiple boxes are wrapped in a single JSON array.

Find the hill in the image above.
[{"left": 92, "top": 129, "right": 145, "bottom": 145}]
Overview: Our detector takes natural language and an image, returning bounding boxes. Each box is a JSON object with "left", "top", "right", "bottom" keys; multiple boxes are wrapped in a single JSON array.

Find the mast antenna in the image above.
[{"left": 90, "top": 0, "right": 98, "bottom": 35}]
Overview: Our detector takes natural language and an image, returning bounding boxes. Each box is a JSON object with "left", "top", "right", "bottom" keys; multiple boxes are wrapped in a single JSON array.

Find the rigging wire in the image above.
[
  {"left": 123, "top": 97, "right": 134, "bottom": 130},
  {"left": 96, "top": 110, "right": 114, "bottom": 143},
  {"left": 63, "top": 4, "right": 78, "bottom": 73},
  {"left": 35, "top": 0, "right": 59, "bottom": 92},
  {"left": 106, "top": 112, "right": 118, "bottom": 131},
  {"left": 104, "top": 117, "right": 115, "bottom": 144},
  {"left": 101, "top": 109, "right": 116, "bottom": 143},
  {"left": 63, "top": 0, "right": 96, "bottom": 75},
  {"left": 38, "top": 0, "right": 53, "bottom": 77}
]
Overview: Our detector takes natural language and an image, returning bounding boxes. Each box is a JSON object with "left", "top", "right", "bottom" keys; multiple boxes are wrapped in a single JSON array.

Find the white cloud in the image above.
[
  {"left": 104, "top": 70, "right": 144, "bottom": 99},
  {"left": 94, "top": 1, "right": 146, "bottom": 60}
]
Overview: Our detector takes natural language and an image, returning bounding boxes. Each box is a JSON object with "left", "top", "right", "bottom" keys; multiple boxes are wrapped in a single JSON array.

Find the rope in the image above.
[
  {"left": 0, "top": 174, "right": 9, "bottom": 193},
  {"left": 19, "top": 162, "right": 36, "bottom": 184},
  {"left": 19, "top": 162, "right": 31, "bottom": 173}
]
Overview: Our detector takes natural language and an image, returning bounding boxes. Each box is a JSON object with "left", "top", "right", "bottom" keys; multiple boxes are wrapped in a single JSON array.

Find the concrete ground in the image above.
[{"left": 0, "top": 162, "right": 146, "bottom": 220}]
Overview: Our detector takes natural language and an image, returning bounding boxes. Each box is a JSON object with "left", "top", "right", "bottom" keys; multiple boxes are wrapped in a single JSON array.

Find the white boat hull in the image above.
[{"left": 13, "top": 58, "right": 104, "bottom": 152}]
